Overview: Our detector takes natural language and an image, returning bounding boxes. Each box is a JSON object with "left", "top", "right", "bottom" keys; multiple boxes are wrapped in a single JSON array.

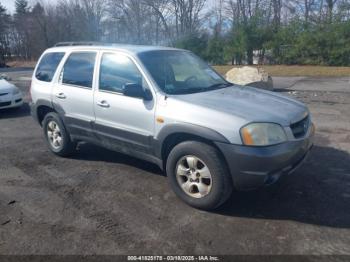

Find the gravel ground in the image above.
[{"left": 0, "top": 71, "right": 349, "bottom": 255}]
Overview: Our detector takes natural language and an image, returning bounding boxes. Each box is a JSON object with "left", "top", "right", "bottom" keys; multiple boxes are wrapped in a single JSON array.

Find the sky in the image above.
[
  {"left": 1, "top": 0, "right": 215, "bottom": 14},
  {"left": 1, "top": 0, "right": 53, "bottom": 13},
  {"left": 1, "top": 0, "right": 15, "bottom": 12}
]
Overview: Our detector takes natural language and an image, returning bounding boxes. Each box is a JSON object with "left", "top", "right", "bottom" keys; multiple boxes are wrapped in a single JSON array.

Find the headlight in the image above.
[
  {"left": 12, "top": 88, "right": 20, "bottom": 95},
  {"left": 240, "top": 123, "right": 287, "bottom": 146}
]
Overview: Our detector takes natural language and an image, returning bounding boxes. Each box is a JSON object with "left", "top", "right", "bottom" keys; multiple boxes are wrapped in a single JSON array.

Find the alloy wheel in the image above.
[
  {"left": 47, "top": 120, "right": 63, "bottom": 149},
  {"left": 175, "top": 155, "right": 213, "bottom": 199}
]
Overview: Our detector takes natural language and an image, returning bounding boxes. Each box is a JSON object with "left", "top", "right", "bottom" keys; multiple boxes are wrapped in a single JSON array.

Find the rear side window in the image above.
[
  {"left": 35, "top": 52, "right": 65, "bottom": 82},
  {"left": 62, "top": 52, "right": 96, "bottom": 88}
]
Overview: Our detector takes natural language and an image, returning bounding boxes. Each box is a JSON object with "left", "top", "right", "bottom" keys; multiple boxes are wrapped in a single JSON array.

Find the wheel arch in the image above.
[
  {"left": 156, "top": 123, "right": 230, "bottom": 168},
  {"left": 34, "top": 100, "right": 56, "bottom": 126}
]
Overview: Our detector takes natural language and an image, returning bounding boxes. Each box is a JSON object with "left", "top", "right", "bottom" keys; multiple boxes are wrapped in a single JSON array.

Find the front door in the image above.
[{"left": 93, "top": 52, "right": 155, "bottom": 154}]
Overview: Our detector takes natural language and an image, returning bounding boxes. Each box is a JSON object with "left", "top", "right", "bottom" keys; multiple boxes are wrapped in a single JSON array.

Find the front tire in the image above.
[
  {"left": 166, "top": 141, "right": 232, "bottom": 210},
  {"left": 42, "top": 112, "right": 76, "bottom": 157}
]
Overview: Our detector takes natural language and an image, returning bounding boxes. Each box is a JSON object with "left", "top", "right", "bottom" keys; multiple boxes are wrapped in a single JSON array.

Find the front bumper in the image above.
[
  {"left": 0, "top": 93, "right": 23, "bottom": 109},
  {"left": 215, "top": 135, "right": 314, "bottom": 191}
]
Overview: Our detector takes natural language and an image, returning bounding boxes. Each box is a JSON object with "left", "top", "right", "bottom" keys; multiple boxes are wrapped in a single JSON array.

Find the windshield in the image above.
[{"left": 138, "top": 50, "right": 230, "bottom": 95}]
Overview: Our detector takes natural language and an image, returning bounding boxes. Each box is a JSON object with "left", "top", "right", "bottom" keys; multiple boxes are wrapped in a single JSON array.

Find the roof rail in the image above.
[{"left": 54, "top": 42, "right": 109, "bottom": 47}]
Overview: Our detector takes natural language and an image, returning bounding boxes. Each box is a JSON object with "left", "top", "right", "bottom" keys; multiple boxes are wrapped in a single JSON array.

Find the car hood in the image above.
[
  {"left": 0, "top": 79, "right": 17, "bottom": 93},
  {"left": 171, "top": 85, "right": 308, "bottom": 126}
]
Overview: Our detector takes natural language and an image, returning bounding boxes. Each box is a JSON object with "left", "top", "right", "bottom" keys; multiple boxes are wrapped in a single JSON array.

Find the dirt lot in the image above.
[{"left": 0, "top": 70, "right": 349, "bottom": 255}]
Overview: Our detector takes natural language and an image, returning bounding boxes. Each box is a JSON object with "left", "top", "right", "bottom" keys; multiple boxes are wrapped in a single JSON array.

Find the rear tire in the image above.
[
  {"left": 42, "top": 112, "right": 76, "bottom": 157},
  {"left": 166, "top": 141, "right": 232, "bottom": 210}
]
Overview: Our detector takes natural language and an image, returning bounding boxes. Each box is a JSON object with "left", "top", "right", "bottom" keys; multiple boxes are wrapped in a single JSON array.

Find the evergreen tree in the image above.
[
  {"left": 206, "top": 33, "right": 225, "bottom": 65},
  {"left": 15, "top": 0, "right": 29, "bottom": 15},
  {"left": 0, "top": 3, "right": 10, "bottom": 66}
]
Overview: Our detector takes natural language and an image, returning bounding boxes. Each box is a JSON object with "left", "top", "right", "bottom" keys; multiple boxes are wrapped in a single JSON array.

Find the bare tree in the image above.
[
  {"left": 212, "top": 0, "right": 225, "bottom": 34},
  {"left": 171, "top": 0, "right": 207, "bottom": 38},
  {"left": 0, "top": 3, "right": 11, "bottom": 66},
  {"left": 80, "top": 0, "right": 106, "bottom": 41},
  {"left": 272, "top": 0, "right": 282, "bottom": 28},
  {"left": 106, "top": 0, "right": 153, "bottom": 44},
  {"left": 142, "top": 0, "right": 173, "bottom": 43},
  {"left": 325, "top": 0, "right": 338, "bottom": 21}
]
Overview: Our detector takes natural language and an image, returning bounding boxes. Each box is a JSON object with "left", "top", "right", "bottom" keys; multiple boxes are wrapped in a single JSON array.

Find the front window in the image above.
[
  {"left": 99, "top": 53, "right": 144, "bottom": 93},
  {"left": 138, "top": 51, "right": 230, "bottom": 95}
]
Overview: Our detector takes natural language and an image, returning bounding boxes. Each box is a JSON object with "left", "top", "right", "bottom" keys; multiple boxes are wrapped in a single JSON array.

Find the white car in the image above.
[{"left": 0, "top": 79, "right": 23, "bottom": 109}]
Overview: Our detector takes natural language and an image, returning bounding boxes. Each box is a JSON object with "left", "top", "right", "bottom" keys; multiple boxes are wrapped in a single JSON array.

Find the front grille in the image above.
[
  {"left": 0, "top": 93, "right": 8, "bottom": 96},
  {"left": 0, "top": 101, "right": 11, "bottom": 107},
  {"left": 291, "top": 116, "right": 310, "bottom": 139},
  {"left": 15, "top": 99, "right": 22, "bottom": 103}
]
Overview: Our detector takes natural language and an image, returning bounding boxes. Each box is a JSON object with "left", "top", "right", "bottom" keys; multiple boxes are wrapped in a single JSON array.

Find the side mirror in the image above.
[{"left": 123, "top": 83, "right": 152, "bottom": 101}]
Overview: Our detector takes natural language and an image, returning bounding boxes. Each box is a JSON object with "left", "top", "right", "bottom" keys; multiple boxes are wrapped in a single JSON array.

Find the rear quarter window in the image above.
[{"left": 35, "top": 52, "right": 65, "bottom": 82}]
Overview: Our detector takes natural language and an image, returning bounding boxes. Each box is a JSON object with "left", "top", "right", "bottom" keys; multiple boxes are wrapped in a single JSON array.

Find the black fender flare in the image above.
[
  {"left": 154, "top": 123, "right": 230, "bottom": 159},
  {"left": 30, "top": 99, "right": 54, "bottom": 124}
]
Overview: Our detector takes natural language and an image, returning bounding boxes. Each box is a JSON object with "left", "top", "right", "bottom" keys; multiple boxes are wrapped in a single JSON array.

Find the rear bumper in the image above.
[{"left": 215, "top": 135, "right": 314, "bottom": 191}]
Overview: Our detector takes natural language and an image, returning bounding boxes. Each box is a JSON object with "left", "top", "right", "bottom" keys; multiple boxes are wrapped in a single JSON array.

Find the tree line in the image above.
[{"left": 0, "top": 0, "right": 350, "bottom": 67}]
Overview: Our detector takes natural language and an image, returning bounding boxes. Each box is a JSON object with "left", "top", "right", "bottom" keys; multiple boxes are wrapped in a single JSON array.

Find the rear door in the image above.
[
  {"left": 93, "top": 52, "right": 156, "bottom": 154},
  {"left": 52, "top": 51, "right": 97, "bottom": 138}
]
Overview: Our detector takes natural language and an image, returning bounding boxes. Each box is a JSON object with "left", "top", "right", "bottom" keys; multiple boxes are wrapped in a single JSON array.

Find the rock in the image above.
[{"left": 225, "top": 66, "right": 274, "bottom": 91}]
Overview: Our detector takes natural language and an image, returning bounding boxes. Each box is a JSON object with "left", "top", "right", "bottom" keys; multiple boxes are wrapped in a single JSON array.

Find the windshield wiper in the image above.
[
  {"left": 207, "top": 83, "right": 232, "bottom": 90},
  {"left": 169, "top": 87, "right": 208, "bottom": 95},
  {"left": 166, "top": 83, "right": 232, "bottom": 95}
]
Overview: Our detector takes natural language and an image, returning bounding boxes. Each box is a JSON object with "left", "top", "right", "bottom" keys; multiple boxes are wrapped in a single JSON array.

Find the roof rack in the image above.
[{"left": 54, "top": 42, "right": 109, "bottom": 47}]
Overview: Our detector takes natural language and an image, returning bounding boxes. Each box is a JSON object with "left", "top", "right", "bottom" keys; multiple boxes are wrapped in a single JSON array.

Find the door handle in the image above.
[
  {"left": 97, "top": 100, "right": 110, "bottom": 108},
  {"left": 55, "top": 93, "right": 66, "bottom": 99}
]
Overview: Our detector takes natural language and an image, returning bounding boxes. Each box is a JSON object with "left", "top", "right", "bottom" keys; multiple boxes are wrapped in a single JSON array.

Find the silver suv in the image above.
[{"left": 30, "top": 43, "right": 314, "bottom": 210}]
